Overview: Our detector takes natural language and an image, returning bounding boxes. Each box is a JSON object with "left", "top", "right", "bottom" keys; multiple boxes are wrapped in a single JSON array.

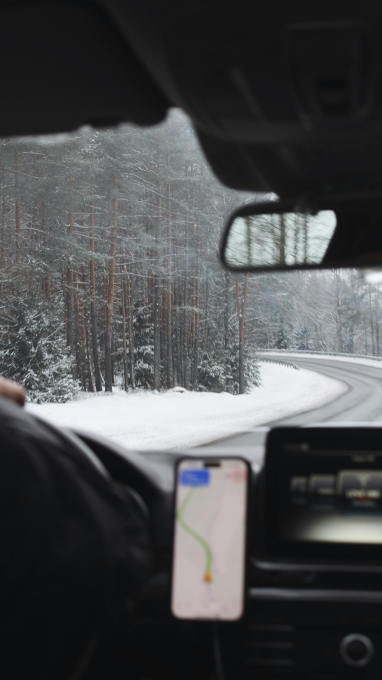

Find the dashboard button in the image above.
[
  {"left": 338, "top": 472, "right": 362, "bottom": 507},
  {"left": 340, "top": 634, "right": 374, "bottom": 668},
  {"left": 338, "top": 471, "right": 382, "bottom": 509},
  {"left": 365, "top": 472, "right": 382, "bottom": 505},
  {"left": 290, "top": 476, "right": 308, "bottom": 505},
  {"left": 309, "top": 474, "right": 336, "bottom": 507}
]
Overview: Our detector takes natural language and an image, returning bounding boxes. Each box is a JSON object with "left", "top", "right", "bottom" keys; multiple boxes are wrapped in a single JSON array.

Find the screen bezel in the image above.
[
  {"left": 171, "top": 456, "right": 251, "bottom": 621},
  {"left": 262, "top": 427, "right": 382, "bottom": 566}
]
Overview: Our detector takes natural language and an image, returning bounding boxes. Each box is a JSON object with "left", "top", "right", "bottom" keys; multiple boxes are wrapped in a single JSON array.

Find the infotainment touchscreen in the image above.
[
  {"left": 263, "top": 427, "right": 382, "bottom": 563},
  {"left": 284, "top": 466, "right": 382, "bottom": 545}
]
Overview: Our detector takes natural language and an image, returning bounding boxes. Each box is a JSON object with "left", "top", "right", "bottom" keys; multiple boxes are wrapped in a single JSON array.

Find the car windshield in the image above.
[{"left": 1, "top": 109, "right": 381, "bottom": 452}]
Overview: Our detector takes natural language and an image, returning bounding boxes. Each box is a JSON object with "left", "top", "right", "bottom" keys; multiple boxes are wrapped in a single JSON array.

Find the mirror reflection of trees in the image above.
[{"left": 226, "top": 210, "right": 336, "bottom": 268}]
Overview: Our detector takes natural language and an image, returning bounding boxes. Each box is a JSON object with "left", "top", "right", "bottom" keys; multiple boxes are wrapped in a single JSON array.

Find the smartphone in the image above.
[{"left": 171, "top": 457, "right": 249, "bottom": 621}]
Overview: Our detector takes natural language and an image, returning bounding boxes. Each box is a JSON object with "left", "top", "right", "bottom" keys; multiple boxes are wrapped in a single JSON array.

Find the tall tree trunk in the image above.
[
  {"left": 65, "top": 206, "right": 75, "bottom": 348},
  {"left": 369, "top": 286, "right": 377, "bottom": 355},
  {"left": 104, "top": 178, "right": 118, "bottom": 392},
  {"left": 85, "top": 320, "right": 95, "bottom": 391},
  {"left": 40, "top": 201, "right": 51, "bottom": 299},
  {"left": 153, "top": 276, "right": 161, "bottom": 389},
  {"left": 82, "top": 272, "right": 95, "bottom": 392},
  {"left": 127, "top": 274, "right": 135, "bottom": 389},
  {"left": 153, "top": 183, "right": 161, "bottom": 390},
  {"left": 73, "top": 271, "right": 86, "bottom": 389},
  {"left": 236, "top": 274, "right": 249, "bottom": 394},
  {"left": 121, "top": 274, "right": 129, "bottom": 391},
  {"left": 183, "top": 221, "right": 190, "bottom": 389},
  {"left": 89, "top": 200, "right": 102, "bottom": 390},
  {"left": 191, "top": 232, "right": 201, "bottom": 389},
  {"left": 166, "top": 183, "right": 174, "bottom": 387},
  {"left": 333, "top": 271, "right": 343, "bottom": 353},
  {"left": 173, "top": 280, "right": 182, "bottom": 386}
]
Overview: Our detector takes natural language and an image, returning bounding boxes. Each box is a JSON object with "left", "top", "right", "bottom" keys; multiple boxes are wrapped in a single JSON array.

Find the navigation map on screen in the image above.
[{"left": 171, "top": 458, "right": 248, "bottom": 620}]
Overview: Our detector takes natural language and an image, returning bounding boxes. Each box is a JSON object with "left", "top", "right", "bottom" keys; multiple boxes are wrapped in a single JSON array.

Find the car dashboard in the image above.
[{"left": 73, "top": 425, "right": 382, "bottom": 680}]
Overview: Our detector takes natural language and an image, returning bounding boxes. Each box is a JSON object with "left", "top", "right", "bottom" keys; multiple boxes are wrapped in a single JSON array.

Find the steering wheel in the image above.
[{"left": 0, "top": 396, "right": 152, "bottom": 680}]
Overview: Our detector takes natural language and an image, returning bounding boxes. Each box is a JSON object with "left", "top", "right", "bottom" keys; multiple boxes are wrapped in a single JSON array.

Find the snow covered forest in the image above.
[{"left": 0, "top": 110, "right": 381, "bottom": 403}]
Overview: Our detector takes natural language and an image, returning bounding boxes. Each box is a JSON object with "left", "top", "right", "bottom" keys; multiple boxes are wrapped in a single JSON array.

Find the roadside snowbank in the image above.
[{"left": 27, "top": 362, "right": 346, "bottom": 451}]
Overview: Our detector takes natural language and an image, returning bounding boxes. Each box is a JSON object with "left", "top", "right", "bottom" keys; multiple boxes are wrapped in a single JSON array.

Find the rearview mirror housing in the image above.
[{"left": 220, "top": 195, "right": 382, "bottom": 273}]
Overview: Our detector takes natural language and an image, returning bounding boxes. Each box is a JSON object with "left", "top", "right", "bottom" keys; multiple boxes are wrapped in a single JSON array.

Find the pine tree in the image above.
[
  {"left": 295, "top": 326, "right": 309, "bottom": 350},
  {"left": 133, "top": 301, "right": 154, "bottom": 389},
  {"left": 197, "top": 353, "right": 226, "bottom": 392},
  {"left": 0, "top": 298, "right": 80, "bottom": 403},
  {"left": 224, "top": 339, "right": 261, "bottom": 394},
  {"left": 275, "top": 325, "right": 290, "bottom": 349},
  {"left": 218, "top": 311, "right": 261, "bottom": 395}
]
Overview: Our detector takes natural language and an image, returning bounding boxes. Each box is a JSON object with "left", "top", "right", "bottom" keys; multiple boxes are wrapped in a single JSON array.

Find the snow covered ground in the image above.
[{"left": 27, "top": 362, "right": 346, "bottom": 451}]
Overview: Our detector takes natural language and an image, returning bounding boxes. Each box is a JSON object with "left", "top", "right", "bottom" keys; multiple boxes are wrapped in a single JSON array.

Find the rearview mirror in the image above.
[{"left": 220, "top": 196, "right": 382, "bottom": 272}]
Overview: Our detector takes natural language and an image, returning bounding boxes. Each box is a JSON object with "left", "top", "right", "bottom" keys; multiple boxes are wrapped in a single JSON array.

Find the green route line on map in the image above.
[{"left": 177, "top": 487, "right": 213, "bottom": 580}]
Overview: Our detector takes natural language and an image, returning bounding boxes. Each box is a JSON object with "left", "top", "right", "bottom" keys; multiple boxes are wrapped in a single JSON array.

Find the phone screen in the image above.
[{"left": 171, "top": 457, "right": 248, "bottom": 620}]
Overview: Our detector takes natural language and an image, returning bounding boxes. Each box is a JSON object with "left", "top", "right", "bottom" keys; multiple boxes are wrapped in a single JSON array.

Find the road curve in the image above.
[{"left": 198, "top": 356, "right": 382, "bottom": 461}]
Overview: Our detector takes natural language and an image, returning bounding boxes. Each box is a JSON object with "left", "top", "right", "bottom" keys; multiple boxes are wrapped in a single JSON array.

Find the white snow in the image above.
[{"left": 26, "top": 362, "right": 346, "bottom": 451}]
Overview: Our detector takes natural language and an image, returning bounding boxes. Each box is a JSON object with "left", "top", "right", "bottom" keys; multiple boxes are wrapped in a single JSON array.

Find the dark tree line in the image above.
[
  {"left": 0, "top": 112, "right": 258, "bottom": 401},
  {"left": 248, "top": 268, "right": 382, "bottom": 357}
]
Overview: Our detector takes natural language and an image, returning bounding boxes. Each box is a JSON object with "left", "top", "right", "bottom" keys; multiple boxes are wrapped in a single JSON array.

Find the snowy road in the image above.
[{"left": 198, "top": 355, "right": 382, "bottom": 463}]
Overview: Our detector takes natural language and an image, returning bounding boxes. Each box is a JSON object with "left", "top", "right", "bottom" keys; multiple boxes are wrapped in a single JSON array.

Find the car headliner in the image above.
[{"left": 1, "top": 2, "right": 382, "bottom": 199}]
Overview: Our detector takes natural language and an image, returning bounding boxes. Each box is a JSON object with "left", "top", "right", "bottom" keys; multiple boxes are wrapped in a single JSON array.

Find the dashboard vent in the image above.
[{"left": 245, "top": 623, "right": 296, "bottom": 674}]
